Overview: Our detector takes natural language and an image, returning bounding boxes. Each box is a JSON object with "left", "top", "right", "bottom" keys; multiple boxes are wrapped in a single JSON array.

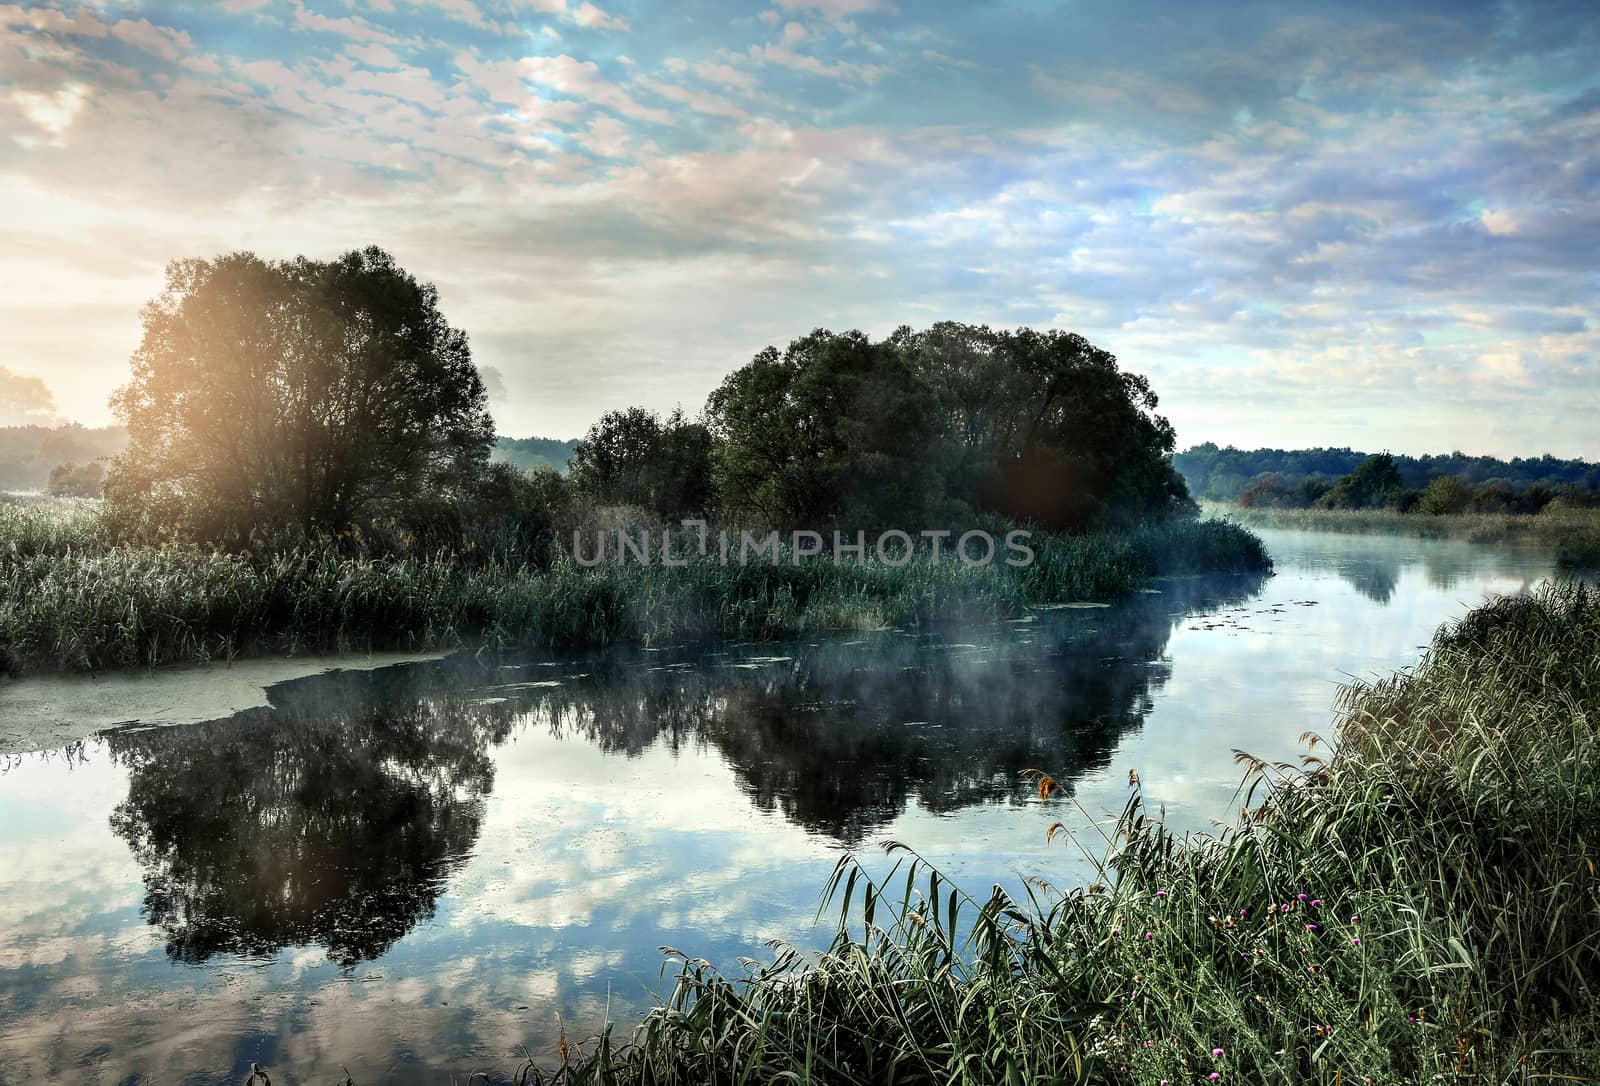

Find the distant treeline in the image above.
[
  {"left": 0, "top": 424, "right": 127, "bottom": 493},
  {"left": 1176, "top": 443, "right": 1600, "bottom": 507},
  {"left": 1, "top": 425, "right": 578, "bottom": 496},
  {"left": 491, "top": 436, "right": 578, "bottom": 473}
]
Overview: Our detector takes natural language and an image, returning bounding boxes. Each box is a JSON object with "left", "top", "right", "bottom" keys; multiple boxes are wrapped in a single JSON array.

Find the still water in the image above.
[{"left": 0, "top": 530, "right": 1556, "bottom": 1083}]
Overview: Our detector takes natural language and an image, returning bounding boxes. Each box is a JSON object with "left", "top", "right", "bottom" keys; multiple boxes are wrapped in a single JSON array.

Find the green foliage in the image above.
[
  {"left": 520, "top": 582, "right": 1600, "bottom": 1084},
  {"left": 46, "top": 459, "right": 105, "bottom": 497},
  {"left": 105, "top": 247, "right": 494, "bottom": 539},
  {"left": 1315, "top": 453, "right": 1406, "bottom": 510},
  {"left": 707, "top": 329, "right": 943, "bottom": 528},
  {"left": 1176, "top": 442, "right": 1600, "bottom": 503},
  {"left": 0, "top": 423, "right": 126, "bottom": 493},
  {"left": 897, "top": 322, "right": 1193, "bottom": 530},
  {"left": 569, "top": 407, "right": 713, "bottom": 521},
  {"left": 493, "top": 436, "right": 580, "bottom": 473},
  {"left": 707, "top": 322, "right": 1193, "bottom": 532},
  {"left": 1417, "top": 474, "right": 1474, "bottom": 515},
  {"left": 1222, "top": 503, "right": 1600, "bottom": 563},
  {"left": 0, "top": 499, "right": 1267, "bottom": 674}
]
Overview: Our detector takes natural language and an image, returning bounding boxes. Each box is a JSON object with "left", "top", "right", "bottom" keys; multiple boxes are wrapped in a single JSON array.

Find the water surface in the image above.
[{"left": 0, "top": 529, "right": 1555, "bottom": 1083}]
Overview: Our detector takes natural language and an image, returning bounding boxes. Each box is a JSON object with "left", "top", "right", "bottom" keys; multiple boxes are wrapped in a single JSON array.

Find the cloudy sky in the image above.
[{"left": 1, "top": 0, "right": 1595, "bottom": 456}]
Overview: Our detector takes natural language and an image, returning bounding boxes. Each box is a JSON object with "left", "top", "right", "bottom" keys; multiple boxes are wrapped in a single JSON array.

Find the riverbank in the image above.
[
  {"left": 0, "top": 499, "right": 1269, "bottom": 675},
  {"left": 1210, "top": 501, "right": 1600, "bottom": 568},
  {"left": 0, "top": 650, "right": 448, "bottom": 755},
  {"left": 549, "top": 579, "right": 1600, "bottom": 1084}
]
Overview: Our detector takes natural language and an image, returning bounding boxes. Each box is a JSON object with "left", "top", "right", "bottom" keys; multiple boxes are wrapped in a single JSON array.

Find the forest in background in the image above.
[
  {"left": 0, "top": 425, "right": 577, "bottom": 495},
  {"left": 1176, "top": 442, "right": 1600, "bottom": 508}
]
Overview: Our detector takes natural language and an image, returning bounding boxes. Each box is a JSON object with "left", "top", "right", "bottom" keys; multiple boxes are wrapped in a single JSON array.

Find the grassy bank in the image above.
[
  {"left": 0, "top": 499, "right": 1269, "bottom": 674},
  {"left": 531, "top": 580, "right": 1600, "bottom": 1084},
  {"left": 1212, "top": 501, "right": 1600, "bottom": 570}
]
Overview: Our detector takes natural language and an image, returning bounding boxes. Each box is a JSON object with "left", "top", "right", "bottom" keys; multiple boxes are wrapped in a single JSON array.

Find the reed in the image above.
[
  {"left": 0, "top": 499, "right": 1270, "bottom": 674},
  {"left": 1214, "top": 500, "right": 1600, "bottom": 557}
]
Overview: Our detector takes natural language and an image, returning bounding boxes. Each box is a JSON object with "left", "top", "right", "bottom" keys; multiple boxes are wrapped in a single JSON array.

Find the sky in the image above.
[{"left": 0, "top": 0, "right": 1596, "bottom": 457}]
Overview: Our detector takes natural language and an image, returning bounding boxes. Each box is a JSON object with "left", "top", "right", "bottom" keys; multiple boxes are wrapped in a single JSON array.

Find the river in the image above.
[{"left": 0, "top": 528, "right": 1557, "bottom": 1083}]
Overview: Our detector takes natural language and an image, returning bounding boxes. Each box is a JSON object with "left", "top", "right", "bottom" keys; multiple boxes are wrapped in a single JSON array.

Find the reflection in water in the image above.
[
  {"left": 105, "top": 679, "right": 516, "bottom": 966},
  {"left": 1336, "top": 556, "right": 1400, "bottom": 604},
  {"left": 544, "top": 573, "right": 1266, "bottom": 842},
  {"left": 1282, "top": 530, "right": 1552, "bottom": 604},
  {"left": 2, "top": 529, "right": 1558, "bottom": 1084},
  {"left": 102, "top": 571, "right": 1264, "bottom": 967}
]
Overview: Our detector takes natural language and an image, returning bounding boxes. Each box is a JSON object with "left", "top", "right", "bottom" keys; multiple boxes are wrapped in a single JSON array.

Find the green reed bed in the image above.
[
  {"left": 535, "top": 581, "right": 1599, "bottom": 1085},
  {"left": 1216, "top": 501, "right": 1600, "bottom": 559},
  {"left": 0, "top": 500, "right": 1269, "bottom": 674}
]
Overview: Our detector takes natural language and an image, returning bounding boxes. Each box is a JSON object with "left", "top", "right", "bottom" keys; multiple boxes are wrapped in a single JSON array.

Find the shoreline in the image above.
[{"left": 0, "top": 649, "right": 450, "bottom": 756}]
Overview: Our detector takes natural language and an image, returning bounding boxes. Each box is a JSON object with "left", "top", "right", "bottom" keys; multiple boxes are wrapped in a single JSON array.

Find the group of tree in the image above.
[
  {"left": 492, "top": 436, "right": 578, "bottom": 473},
  {"left": 93, "top": 247, "right": 1196, "bottom": 547},
  {"left": 0, "top": 423, "right": 125, "bottom": 494},
  {"left": 1179, "top": 442, "right": 1600, "bottom": 508},
  {"left": 579, "top": 322, "right": 1192, "bottom": 531},
  {"left": 106, "top": 247, "right": 497, "bottom": 541},
  {"left": 1236, "top": 453, "right": 1600, "bottom": 515}
]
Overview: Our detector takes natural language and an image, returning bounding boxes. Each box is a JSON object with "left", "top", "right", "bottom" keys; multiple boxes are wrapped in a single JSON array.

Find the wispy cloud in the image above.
[{"left": 0, "top": 0, "right": 1594, "bottom": 456}]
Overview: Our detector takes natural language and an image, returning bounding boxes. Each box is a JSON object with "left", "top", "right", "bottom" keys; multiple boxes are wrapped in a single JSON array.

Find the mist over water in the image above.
[{"left": 0, "top": 529, "right": 1556, "bottom": 1083}]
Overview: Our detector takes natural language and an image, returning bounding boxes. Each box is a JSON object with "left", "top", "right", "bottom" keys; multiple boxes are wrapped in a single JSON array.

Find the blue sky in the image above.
[{"left": 0, "top": 0, "right": 1596, "bottom": 456}]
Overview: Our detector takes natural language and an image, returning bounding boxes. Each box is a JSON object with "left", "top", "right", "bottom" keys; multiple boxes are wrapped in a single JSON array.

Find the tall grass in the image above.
[
  {"left": 0, "top": 499, "right": 1270, "bottom": 674},
  {"left": 1215, "top": 500, "right": 1600, "bottom": 562},
  {"left": 521, "top": 581, "right": 1600, "bottom": 1084}
]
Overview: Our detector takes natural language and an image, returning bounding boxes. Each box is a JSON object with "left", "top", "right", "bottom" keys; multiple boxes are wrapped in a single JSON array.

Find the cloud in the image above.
[
  {"left": 0, "top": 366, "right": 59, "bottom": 427},
  {"left": 774, "top": 0, "right": 894, "bottom": 15},
  {"left": 289, "top": 2, "right": 400, "bottom": 44},
  {"left": 0, "top": 0, "right": 1595, "bottom": 456},
  {"left": 1479, "top": 207, "right": 1519, "bottom": 236},
  {"left": 109, "top": 17, "right": 194, "bottom": 61},
  {"left": 346, "top": 42, "right": 405, "bottom": 69},
  {"left": 478, "top": 363, "right": 509, "bottom": 401},
  {"left": 570, "top": 2, "right": 627, "bottom": 32},
  {"left": 10, "top": 84, "right": 89, "bottom": 141},
  {"left": 748, "top": 42, "right": 887, "bottom": 84}
]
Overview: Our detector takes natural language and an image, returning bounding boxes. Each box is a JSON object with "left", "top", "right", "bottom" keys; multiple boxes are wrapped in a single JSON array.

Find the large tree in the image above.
[
  {"left": 706, "top": 329, "right": 942, "bottom": 527},
  {"left": 106, "top": 247, "right": 494, "bottom": 537},
  {"left": 569, "top": 405, "right": 713, "bottom": 521},
  {"left": 896, "top": 322, "right": 1193, "bottom": 530}
]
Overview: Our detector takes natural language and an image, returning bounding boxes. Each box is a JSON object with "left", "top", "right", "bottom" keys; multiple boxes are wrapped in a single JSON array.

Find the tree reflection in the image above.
[
  {"left": 1334, "top": 555, "right": 1402, "bottom": 604},
  {"left": 105, "top": 671, "right": 515, "bottom": 966},
  {"left": 102, "top": 569, "right": 1267, "bottom": 963},
  {"left": 535, "top": 571, "right": 1268, "bottom": 842}
]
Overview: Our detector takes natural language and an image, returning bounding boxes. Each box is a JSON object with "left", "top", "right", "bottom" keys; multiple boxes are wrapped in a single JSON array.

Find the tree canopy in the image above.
[
  {"left": 96, "top": 244, "right": 1204, "bottom": 540},
  {"left": 569, "top": 406, "right": 713, "bottom": 521},
  {"left": 106, "top": 247, "right": 494, "bottom": 537},
  {"left": 706, "top": 329, "right": 943, "bottom": 528},
  {"left": 708, "top": 323, "right": 1190, "bottom": 531}
]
